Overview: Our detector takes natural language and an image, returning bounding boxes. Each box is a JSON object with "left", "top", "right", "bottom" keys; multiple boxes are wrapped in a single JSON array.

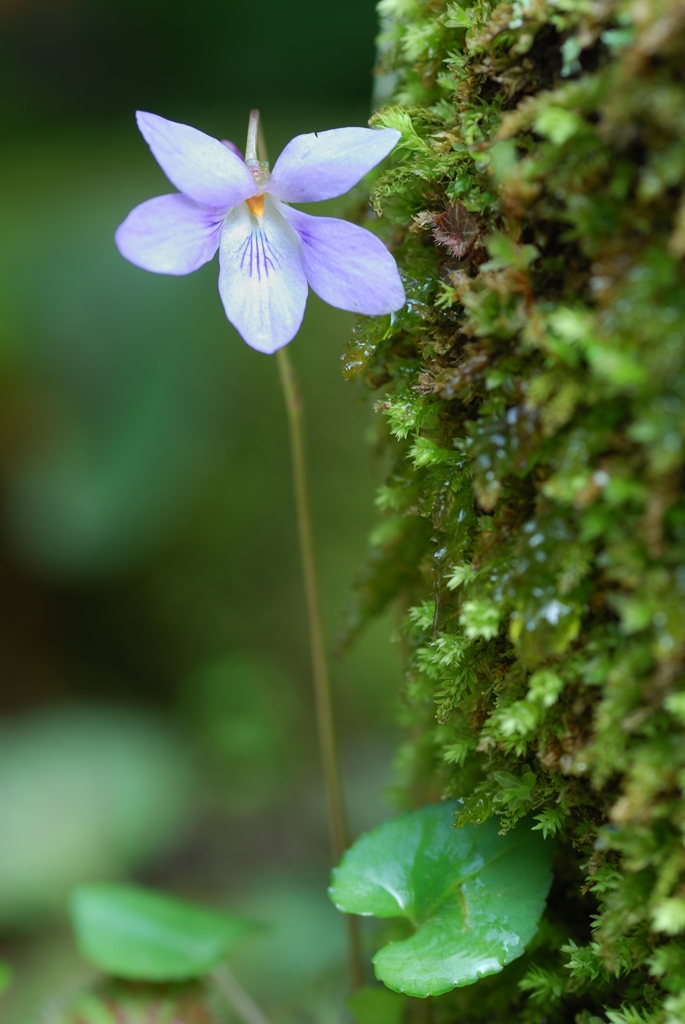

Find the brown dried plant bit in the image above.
[
  {"left": 410, "top": 210, "right": 438, "bottom": 233},
  {"left": 432, "top": 201, "right": 480, "bottom": 259}
]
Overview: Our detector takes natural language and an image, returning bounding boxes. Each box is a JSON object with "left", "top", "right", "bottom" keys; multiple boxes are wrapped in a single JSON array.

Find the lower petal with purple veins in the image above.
[
  {"left": 218, "top": 197, "right": 308, "bottom": 354},
  {"left": 115, "top": 193, "right": 226, "bottom": 275},
  {"left": 279, "top": 204, "right": 405, "bottom": 316}
]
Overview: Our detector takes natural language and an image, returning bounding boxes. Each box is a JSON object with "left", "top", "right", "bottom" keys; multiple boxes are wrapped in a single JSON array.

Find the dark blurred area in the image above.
[
  {"left": 0, "top": 2, "right": 400, "bottom": 1021},
  {"left": 0, "top": 0, "right": 378, "bottom": 129}
]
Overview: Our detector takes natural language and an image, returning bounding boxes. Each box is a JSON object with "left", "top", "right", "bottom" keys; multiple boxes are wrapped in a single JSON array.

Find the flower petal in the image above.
[
  {"left": 115, "top": 193, "right": 225, "bottom": 275},
  {"left": 136, "top": 111, "right": 258, "bottom": 208},
  {"left": 267, "top": 127, "right": 401, "bottom": 203},
  {"left": 221, "top": 140, "right": 244, "bottom": 159},
  {"left": 280, "top": 205, "right": 405, "bottom": 315},
  {"left": 218, "top": 196, "right": 308, "bottom": 353}
]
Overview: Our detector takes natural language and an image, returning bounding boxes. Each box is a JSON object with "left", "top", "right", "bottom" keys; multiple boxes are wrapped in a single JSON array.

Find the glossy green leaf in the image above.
[
  {"left": 70, "top": 883, "right": 254, "bottom": 981},
  {"left": 329, "top": 802, "right": 553, "bottom": 997},
  {"left": 0, "top": 959, "right": 12, "bottom": 996}
]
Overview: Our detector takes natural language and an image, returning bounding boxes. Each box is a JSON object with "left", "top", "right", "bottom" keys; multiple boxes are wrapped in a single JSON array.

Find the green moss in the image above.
[{"left": 347, "top": 0, "right": 685, "bottom": 1017}]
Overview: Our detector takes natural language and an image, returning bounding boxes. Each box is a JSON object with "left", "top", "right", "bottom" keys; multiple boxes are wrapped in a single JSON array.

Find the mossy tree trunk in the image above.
[{"left": 346, "top": 0, "right": 685, "bottom": 1019}]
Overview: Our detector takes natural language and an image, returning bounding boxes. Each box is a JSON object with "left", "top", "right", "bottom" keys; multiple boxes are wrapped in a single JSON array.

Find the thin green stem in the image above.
[
  {"left": 245, "top": 110, "right": 261, "bottom": 163},
  {"left": 276, "top": 345, "right": 363, "bottom": 990},
  {"left": 213, "top": 965, "right": 273, "bottom": 1024},
  {"left": 246, "top": 109, "right": 269, "bottom": 177},
  {"left": 276, "top": 345, "right": 346, "bottom": 859}
]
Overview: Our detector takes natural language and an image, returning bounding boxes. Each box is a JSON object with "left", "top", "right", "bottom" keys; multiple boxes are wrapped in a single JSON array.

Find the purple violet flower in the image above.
[{"left": 115, "top": 112, "right": 406, "bottom": 353}]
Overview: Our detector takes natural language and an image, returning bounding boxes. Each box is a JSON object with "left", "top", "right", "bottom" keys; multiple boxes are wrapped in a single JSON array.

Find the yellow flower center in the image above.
[{"left": 246, "top": 194, "right": 265, "bottom": 217}]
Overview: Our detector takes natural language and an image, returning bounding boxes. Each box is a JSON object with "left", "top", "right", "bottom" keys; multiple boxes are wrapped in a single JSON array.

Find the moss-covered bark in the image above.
[{"left": 346, "top": 0, "right": 685, "bottom": 1019}]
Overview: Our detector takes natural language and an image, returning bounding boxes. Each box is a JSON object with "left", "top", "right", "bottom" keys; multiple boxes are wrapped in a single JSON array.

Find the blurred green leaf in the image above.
[
  {"left": 445, "top": 2, "right": 472, "bottom": 27},
  {"left": 533, "top": 106, "right": 585, "bottom": 145},
  {"left": 492, "top": 770, "right": 537, "bottom": 811},
  {"left": 347, "top": 986, "right": 405, "bottom": 1024},
  {"left": 0, "top": 706, "right": 193, "bottom": 927},
  {"left": 0, "top": 960, "right": 13, "bottom": 996},
  {"left": 329, "top": 802, "right": 553, "bottom": 997},
  {"left": 482, "top": 233, "right": 539, "bottom": 272},
  {"left": 70, "top": 883, "right": 254, "bottom": 981},
  {"left": 67, "top": 992, "right": 116, "bottom": 1024}
]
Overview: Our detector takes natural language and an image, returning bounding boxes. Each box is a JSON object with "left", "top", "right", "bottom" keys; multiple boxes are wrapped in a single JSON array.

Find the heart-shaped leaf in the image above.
[
  {"left": 70, "top": 883, "right": 254, "bottom": 981},
  {"left": 329, "top": 802, "right": 553, "bottom": 997}
]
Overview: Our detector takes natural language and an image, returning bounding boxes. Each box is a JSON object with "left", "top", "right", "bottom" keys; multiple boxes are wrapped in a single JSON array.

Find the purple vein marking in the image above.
[{"left": 238, "top": 228, "right": 278, "bottom": 281}]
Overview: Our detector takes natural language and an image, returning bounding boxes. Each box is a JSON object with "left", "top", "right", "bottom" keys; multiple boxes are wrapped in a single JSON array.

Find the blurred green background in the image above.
[{"left": 0, "top": 2, "right": 402, "bottom": 1021}]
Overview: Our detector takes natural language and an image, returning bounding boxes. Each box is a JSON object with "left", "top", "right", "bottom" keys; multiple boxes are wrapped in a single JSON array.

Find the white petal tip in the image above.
[{"left": 228, "top": 314, "right": 299, "bottom": 353}]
